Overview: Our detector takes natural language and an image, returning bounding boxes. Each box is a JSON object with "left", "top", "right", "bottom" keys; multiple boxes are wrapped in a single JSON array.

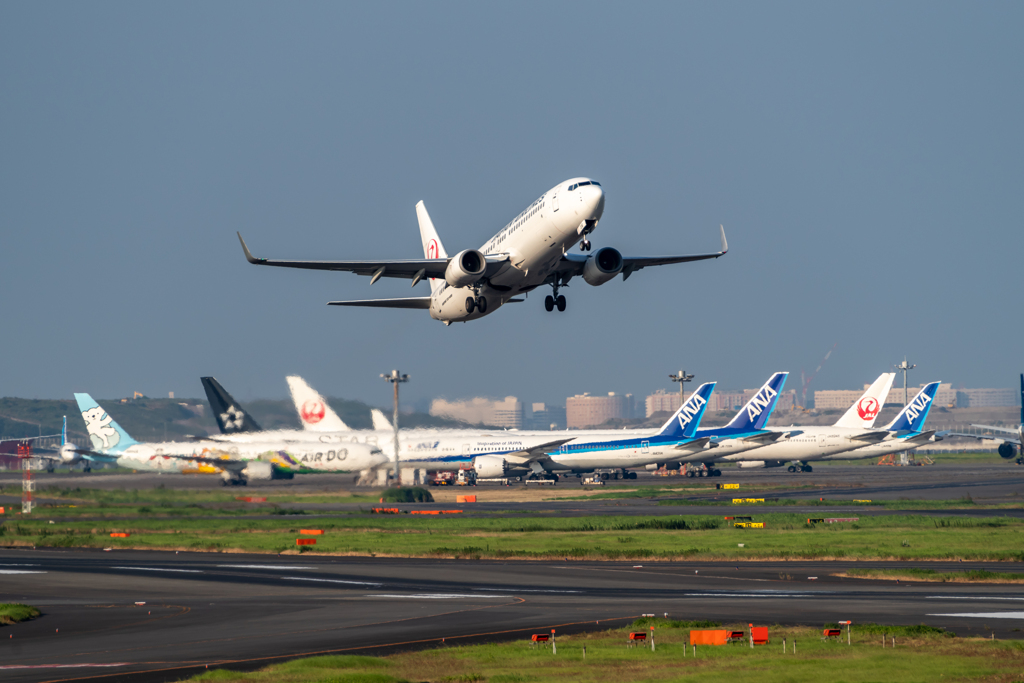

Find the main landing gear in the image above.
[
  {"left": 787, "top": 462, "right": 813, "bottom": 473},
  {"left": 544, "top": 284, "right": 567, "bottom": 312},
  {"left": 464, "top": 295, "right": 488, "bottom": 314}
]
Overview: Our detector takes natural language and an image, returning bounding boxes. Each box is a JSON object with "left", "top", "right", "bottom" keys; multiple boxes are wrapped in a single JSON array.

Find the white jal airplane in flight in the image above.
[{"left": 237, "top": 178, "right": 728, "bottom": 324}]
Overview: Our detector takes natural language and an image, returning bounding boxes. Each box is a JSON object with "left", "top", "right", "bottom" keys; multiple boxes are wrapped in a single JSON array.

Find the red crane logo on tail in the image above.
[
  {"left": 427, "top": 239, "right": 439, "bottom": 260},
  {"left": 857, "top": 397, "right": 880, "bottom": 421},
  {"left": 301, "top": 400, "right": 326, "bottom": 425}
]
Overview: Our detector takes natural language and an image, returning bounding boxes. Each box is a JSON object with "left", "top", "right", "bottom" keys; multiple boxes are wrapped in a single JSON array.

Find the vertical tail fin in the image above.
[
  {"left": 1019, "top": 373, "right": 1023, "bottom": 426},
  {"left": 286, "top": 376, "right": 350, "bottom": 432},
  {"left": 885, "top": 381, "right": 940, "bottom": 432},
  {"left": 416, "top": 201, "right": 448, "bottom": 296},
  {"left": 723, "top": 372, "right": 789, "bottom": 431},
  {"left": 201, "top": 377, "right": 263, "bottom": 433},
  {"left": 657, "top": 382, "right": 716, "bottom": 439},
  {"left": 833, "top": 373, "right": 895, "bottom": 429},
  {"left": 61, "top": 416, "right": 66, "bottom": 446},
  {"left": 74, "top": 394, "right": 138, "bottom": 453},
  {"left": 371, "top": 408, "right": 393, "bottom": 431}
]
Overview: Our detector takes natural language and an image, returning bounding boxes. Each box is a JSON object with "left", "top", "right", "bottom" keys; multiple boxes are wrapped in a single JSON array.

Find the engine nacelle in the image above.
[
  {"left": 736, "top": 460, "right": 786, "bottom": 469},
  {"left": 998, "top": 443, "right": 1018, "bottom": 459},
  {"left": 445, "top": 249, "right": 486, "bottom": 287},
  {"left": 473, "top": 455, "right": 507, "bottom": 479},
  {"left": 242, "top": 461, "right": 274, "bottom": 480},
  {"left": 582, "top": 247, "right": 623, "bottom": 286},
  {"left": 59, "top": 444, "right": 82, "bottom": 465}
]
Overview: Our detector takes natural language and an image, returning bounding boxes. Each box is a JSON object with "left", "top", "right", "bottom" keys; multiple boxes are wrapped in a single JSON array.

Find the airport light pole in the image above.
[
  {"left": 381, "top": 370, "right": 409, "bottom": 486},
  {"left": 669, "top": 370, "right": 694, "bottom": 410},
  {"left": 894, "top": 358, "right": 916, "bottom": 406}
]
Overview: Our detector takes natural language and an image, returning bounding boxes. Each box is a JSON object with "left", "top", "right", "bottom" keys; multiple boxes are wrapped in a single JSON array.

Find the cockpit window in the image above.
[
  {"left": 578, "top": 181, "right": 591, "bottom": 187},
  {"left": 591, "top": 181, "right": 601, "bottom": 186},
  {"left": 569, "top": 184, "right": 577, "bottom": 191}
]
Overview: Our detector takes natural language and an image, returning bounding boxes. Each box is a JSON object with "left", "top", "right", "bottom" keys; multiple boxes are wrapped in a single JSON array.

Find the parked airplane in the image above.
[
  {"left": 72, "top": 394, "right": 388, "bottom": 485},
  {"left": 942, "top": 373, "right": 1024, "bottom": 464},
  {"left": 237, "top": 178, "right": 728, "bottom": 324},
  {"left": 818, "top": 382, "right": 943, "bottom": 462},
  {"left": 722, "top": 372, "right": 897, "bottom": 472}
]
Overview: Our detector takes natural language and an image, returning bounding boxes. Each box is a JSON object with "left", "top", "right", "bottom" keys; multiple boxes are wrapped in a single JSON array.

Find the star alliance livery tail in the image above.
[
  {"left": 286, "top": 376, "right": 350, "bottom": 432},
  {"left": 833, "top": 372, "right": 896, "bottom": 429},
  {"left": 884, "top": 382, "right": 940, "bottom": 432},
  {"left": 657, "top": 382, "right": 717, "bottom": 439},
  {"left": 721, "top": 372, "right": 789, "bottom": 432},
  {"left": 74, "top": 393, "right": 138, "bottom": 454},
  {"left": 416, "top": 201, "right": 448, "bottom": 296},
  {"left": 201, "top": 377, "right": 263, "bottom": 434}
]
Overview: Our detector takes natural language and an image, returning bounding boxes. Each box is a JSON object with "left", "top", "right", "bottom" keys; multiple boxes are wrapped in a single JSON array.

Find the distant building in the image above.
[
  {"left": 816, "top": 383, "right": 968, "bottom": 410},
  {"left": 566, "top": 392, "right": 634, "bottom": 429},
  {"left": 645, "top": 390, "right": 680, "bottom": 417},
  {"left": 886, "top": 383, "right": 955, "bottom": 408},
  {"left": 526, "top": 402, "right": 567, "bottom": 430},
  {"left": 955, "top": 388, "right": 1019, "bottom": 408},
  {"left": 813, "top": 386, "right": 873, "bottom": 411},
  {"left": 429, "top": 396, "right": 524, "bottom": 428}
]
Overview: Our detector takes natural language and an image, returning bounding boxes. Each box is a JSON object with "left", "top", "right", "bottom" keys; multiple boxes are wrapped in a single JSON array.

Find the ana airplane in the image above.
[
  {"left": 237, "top": 178, "right": 728, "bottom": 324},
  {"left": 722, "top": 372, "right": 897, "bottom": 472},
  {"left": 941, "top": 373, "right": 1024, "bottom": 464},
  {"left": 818, "top": 382, "right": 943, "bottom": 462},
  {"left": 72, "top": 393, "right": 388, "bottom": 485}
]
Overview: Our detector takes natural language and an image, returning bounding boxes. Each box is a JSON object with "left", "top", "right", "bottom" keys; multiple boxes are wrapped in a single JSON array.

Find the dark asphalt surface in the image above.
[
  {"left": 3, "top": 549, "right": 1024, "bottom": 683},
  {"left": 1, "top": 464, "right": 1023, "bottom": 682}
]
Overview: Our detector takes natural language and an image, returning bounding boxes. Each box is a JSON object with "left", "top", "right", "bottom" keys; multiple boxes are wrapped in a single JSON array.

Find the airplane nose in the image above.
[{"left": 586, "top": 185, "right": 605, "bottom": 219}]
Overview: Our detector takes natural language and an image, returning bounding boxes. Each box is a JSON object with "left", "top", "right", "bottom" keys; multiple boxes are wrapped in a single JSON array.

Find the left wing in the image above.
[{"left": 501, "top": 438, "right": 576, "bottom": 466}]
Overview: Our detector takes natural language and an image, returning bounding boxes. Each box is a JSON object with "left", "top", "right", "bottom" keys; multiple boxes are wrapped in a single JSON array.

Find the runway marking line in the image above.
[{"left": 36, "top": 612, "right": 641, "bottom": 683}]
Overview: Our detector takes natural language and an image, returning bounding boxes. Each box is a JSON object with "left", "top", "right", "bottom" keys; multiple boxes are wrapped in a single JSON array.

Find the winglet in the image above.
[
  {"left": 237, "top": 232, "right": 264, "bottom": 264},
  {"left": 719, "top": 225, "right": 728, "bottom": 255}
]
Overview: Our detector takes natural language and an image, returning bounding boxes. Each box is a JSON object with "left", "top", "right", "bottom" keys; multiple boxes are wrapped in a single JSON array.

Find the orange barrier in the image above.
[
  {"left": 456, "top": 495, "right": 477, "bottom": 503},
  {"left": 726, "top": 630, "right": 745, "bottom": 643},
  {"left": 236, "top": 496, "right": 266, "bottom": 503},
  {"left": 724, "top": 516, "right": 752, "bottom": 521},
  {"left": 0, "top": 507, "right": 4, "bottom": 514},
  {"left": 628, "top": 632, "right": 647, "bottom": 641},
  {"left": 441, "top": 510, "right": 463, "bottom": 514},
  {"left": 410, "top": 510, "right": 463, "bottom": 515},
  {"left": 109, "top": 532, "right": 130, "bottom": 538},
  {"left": 299, "top": 529, "right": 324, "bottom": 535},
  {"left": 689, "top": 630, "right": 728, "bottom": 645},
  {"left": 823, "top": 628, "right": 842, "bottom": 639},
  {"left": 531, "top": 633, "right": 550, "bottom": 642},
  {"left": 751, "top": 626, "right": 769, "bottom": 645},
  {"left": 296, "top": 538, "right": 316, "bottom": 546},
  {"left": 371, "top": 507, "right": 401, "bottom": 514}
]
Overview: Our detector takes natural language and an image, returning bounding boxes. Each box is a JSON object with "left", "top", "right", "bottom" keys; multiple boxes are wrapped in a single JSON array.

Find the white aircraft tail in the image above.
[
  {"left": 371, "top": 408, "right": 393, "bottom": 431},
  {"left": 833, "top": 372, "right": 895, "bottom": 429},
  {"left": 285, "top": 376, "right": 351, "bottom": 432},
  {"left": 416, "top": 201, "right": 448, "bottom": 295}
]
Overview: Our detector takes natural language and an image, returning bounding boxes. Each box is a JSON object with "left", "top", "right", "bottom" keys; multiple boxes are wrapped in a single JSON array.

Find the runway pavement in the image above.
[{"left": 3, "top": 547, "right": 1024, "bottom": 683}]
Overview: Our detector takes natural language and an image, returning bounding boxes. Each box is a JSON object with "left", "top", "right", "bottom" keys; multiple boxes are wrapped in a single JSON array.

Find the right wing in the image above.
[
  {"left": 971, "top": 424, "right": 1020, "bottom": 435},
  {"left": 327, "top": 297, "right": 432, "bottom": 309},
  {"left": 238, "top": 233, "right": 507, "bottom": 283}
]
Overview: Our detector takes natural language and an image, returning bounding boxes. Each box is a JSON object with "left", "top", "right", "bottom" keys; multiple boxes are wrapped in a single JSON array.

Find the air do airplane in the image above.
[{"left": 237, "top": 178, "right": 728, "bottom": 324}]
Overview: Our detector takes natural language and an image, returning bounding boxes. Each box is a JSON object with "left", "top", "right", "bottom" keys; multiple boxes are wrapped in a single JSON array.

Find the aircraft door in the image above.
[
  {"left": 552, "top": 192, "right": 559, "bottom": 212},
  {"left": 462, "top": 443, "right": 472, "bottom": 456},
  {"left": 642, "top": 440, "right": 650, "bottom": 453},
  {"left": 818, "top": 434, "right": 827, "bottom": 448}
]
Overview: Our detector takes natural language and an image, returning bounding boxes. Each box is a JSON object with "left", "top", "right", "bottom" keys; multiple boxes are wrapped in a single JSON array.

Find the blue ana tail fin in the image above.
[
  {"left": 74, "top": 393, "right": 138, "bottom": 453},
  {"left": 61, "top": 416, "right": 66, "bottom": 446},
  {"left": 657, "top": 382, "right": 716, "bottom": 439},
  {"left": 1019, "top": 373, "right": 1023, "bottom": 426},
  {"left": 724, "top": 372, "right": 789, "bottom": 431},
  {"left": 885, "top": 382, "right": 940, "bottom": 432}
]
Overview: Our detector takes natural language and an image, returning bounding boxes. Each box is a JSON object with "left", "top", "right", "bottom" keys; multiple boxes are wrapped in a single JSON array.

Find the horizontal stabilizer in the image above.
[
  {"left": 849, "top": 431, "right": 890, "bottom": 443},
  {"left": 674, "top": 436, "right": 714, "bottom": 451},
  {"left": 328, "top": 297, "right": 432, "bottom": 309},
  {"left": 970, "top": 424, "right": 1019, "bottom": 435}
]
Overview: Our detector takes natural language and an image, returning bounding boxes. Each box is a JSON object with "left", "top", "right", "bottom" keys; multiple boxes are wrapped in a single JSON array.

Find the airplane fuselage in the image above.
[{"left": 429, "top": 178, "right": 605, "bottom": 323}]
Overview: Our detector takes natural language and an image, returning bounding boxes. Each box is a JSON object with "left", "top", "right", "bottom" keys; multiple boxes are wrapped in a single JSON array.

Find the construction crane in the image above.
[{"left": 799, "top": 343, "right": 837, "bottom": 410}]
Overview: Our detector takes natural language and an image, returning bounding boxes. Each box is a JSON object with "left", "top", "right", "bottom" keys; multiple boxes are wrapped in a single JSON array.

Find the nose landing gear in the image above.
[{"left": 580, "top": 239, "right": 592, "bottom": 251}]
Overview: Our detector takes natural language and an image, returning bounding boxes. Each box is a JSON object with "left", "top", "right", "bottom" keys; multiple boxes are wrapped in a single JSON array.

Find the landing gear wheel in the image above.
[
  {"left": 476, "top": 296, "right": 487, "bottom": 313},
  {"left": 555, "top": 295, "right": 566, "bottom": 312},
  {"left": 787, "top": 465, "right": 797, "bottom": 473},
  {"left": 544, "top": 295, "right": 554, "bottom": 312},
  {"left": 465, "top": 297, "right": 476, "bottom": 313},
  {"left": 580, "top": 239, "right": 591, "bottom": 251},
  {"left": 698, "top": 468, "right": 707, "bottom": 477},
  {"left": 712, "top": 469, "right": 722, "bottom": 477},
  {"left": 628, "top": 471, "right": 637, "bottom": 480},
  {"left": 802, "top": 464, "right": 813, "bottom": 473},
  {"left": 83, "top": 466, "right": 91, "bottom": 473},
  {"left": 601, "top": 472, "right": 609, "bottom": 480}
]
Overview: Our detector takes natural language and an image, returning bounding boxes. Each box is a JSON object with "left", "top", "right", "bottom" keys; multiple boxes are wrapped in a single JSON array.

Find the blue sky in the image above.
[{"left": 1, "top": 2, "right": 1021, "bottom": 410}]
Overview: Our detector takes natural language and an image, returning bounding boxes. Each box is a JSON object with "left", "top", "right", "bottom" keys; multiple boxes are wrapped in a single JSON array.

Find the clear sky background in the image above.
[{"left": 2, "top": 2, "right": 1021, "bottom": 410}]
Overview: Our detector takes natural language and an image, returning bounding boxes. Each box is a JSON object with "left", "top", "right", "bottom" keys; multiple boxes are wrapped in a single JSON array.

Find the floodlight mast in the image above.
[
  {"left": 669, "top": 370, "right": 694, "bottom": 409},
  {"left": 894, "top": 357, "right": 916, "bottom": 406},
  {"left": 381, "top": 370, "right": 409, "bottom": 486}
]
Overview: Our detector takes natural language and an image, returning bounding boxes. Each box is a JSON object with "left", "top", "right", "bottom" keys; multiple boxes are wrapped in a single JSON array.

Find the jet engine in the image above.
[
  {"left": 445, "top": 249, "right": 486, "bottom": 287},
  {"left": 736, "top": 460, "right": 786, "bottom": 469},
  {"left": 582, "top": 247, "right": 623, "bottom": 286},
  {"left": 242, "top": 461, "right": 274, "bottom": 480},
  {"left": 998, "top": 443, "right": 1018, "bottom": 459},
  {"left": 473, "top": 455, "right": 507, "bottom": 479},
  {"left": 59, "top": 443, "right": 82, "bottom": 466}
]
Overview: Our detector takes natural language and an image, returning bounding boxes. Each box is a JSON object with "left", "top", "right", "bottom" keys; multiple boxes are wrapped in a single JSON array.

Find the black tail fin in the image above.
[{"left": 201, "top": 377, "right": 263, "bottom": 433}]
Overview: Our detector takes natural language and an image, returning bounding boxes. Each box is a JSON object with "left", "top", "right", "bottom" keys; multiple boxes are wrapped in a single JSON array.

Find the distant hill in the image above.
[{"left": 0, "top": 396, "right": 469, "bottom": 442}]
